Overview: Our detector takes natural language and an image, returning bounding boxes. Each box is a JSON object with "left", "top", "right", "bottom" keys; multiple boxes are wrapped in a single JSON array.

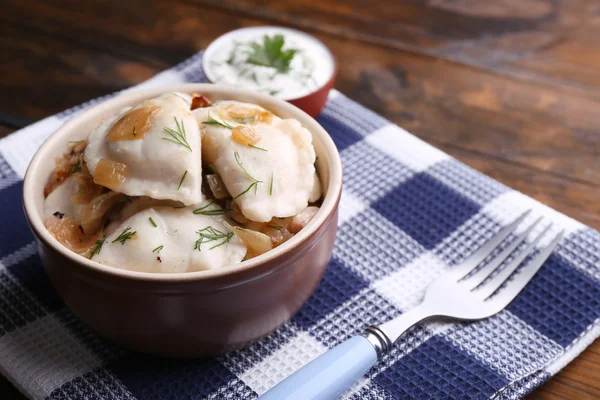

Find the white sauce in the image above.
[{"left": 203, "top": 27, "right": 335, "bottom": 100}]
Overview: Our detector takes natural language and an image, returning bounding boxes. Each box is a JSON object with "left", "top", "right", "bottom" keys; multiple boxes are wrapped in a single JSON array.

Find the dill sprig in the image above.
[
  {"left": 112, "top": 227, "right": 136, "bottom": 245},
  {"left": 163, "top": 117, "right": 192, "bottom": 151},
  {"left": 149, "top": 217, "right": 157, "bottom": 227},
  {"left": 90, "top": 236, "right": 106, "bottom": 259},
  {"left": 172, "top": 93, "right": 190, "bottom": 104},
  {"left": 193, "top": 201, "right": 231, "bottom": 216},
  {"left": 178, "top": 170, "right": 188, "bottom": 190},
  {"left": 234, "top": 151, "right": 260, "bottom": 181},
  {"left": 233, "top": 151, "right": 262, "bottom": 199},
  {"left": 203, "top": 114, "right": 235, "bottom": 130},
  {"left": 248, "top": 144, "right": 268, "bottom": 151},
  {"left": 208, "top": 164, "right": 222, "bottom": 180},
  {"left": 194, "top": 226, "right": 234, "bottom": 251},
  {"left": 152, "top": 245, "right": 164, "bottom": 253},
  {"left": 267, "top": 225, "right": 282, "bottom": 230},
  {"left": 269, "top": 172, "right": 274, "bottom": 196}
]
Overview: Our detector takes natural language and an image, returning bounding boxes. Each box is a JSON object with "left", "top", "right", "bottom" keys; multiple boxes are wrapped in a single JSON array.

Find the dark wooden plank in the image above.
[
  {"left": 0, "top": 19, "right": 162, "bottom": 120},
  {"left": 0, "top": 125, "right": 15, "bottom": 140},
  {"left": 2, "top": 0, "right": 599, "bottom": 191},
  {"left": 532, "top": 339, "right": 600, "bottom": 399},
  {"left": 194, "top": 0, "right": 600, "bottom": 100},
  {"left": 0, "top": 2, "right": 598, "bottom": 399}
]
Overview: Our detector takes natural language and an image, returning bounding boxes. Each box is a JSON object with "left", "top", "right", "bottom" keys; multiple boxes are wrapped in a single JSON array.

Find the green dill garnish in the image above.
[
  {"left": 174, "top": 205, "right": 186, "bottom": 209},
  {"left": 193, "top": 201, "right": 231, "bottom": 216},
  {"left": 233, "top": 151, "right": 262, "bottom": 199},
  {"left": 268, "top": 89, "right": 281, "bottom": 96},
  {"left": 269, "top": 172, "right": 274, "bottom": 196},
  {"left": 233, "top": 181, "right": 259, "bottom": 199},
  {"left": 152, "top": 245, "right": 164, "bottom": 253},
  {"left": 234, "top": 151, "right": 259, "bottom": 181},
  {"left": 163, "top": 117, "right": 192, "bottom": 151},
  {"left": 149, "top": 217, "right": 157, "bottom": 227},
  {"left": 194, "top": 226, "right": 234, "bottom": 251},
  {"left": 267, "top": 225, "right": 282, "bottom": 230},
  {"left": 203, "top": 114, "right": 235, "bottom": 130},
  {"left": 112, "top": 227, "right": 136, "bottom": 245},
  {"left": 247, "top": 34, "right": 297, "bottom": 74},
  {"left": 178, "top": 170, "right": 188, "bottom": 190},
  {"left": 70, "top": 160, "right": 81, "bottom": 174},
  {"left": 248, "top": 144, "right": 268, "bottom": 151},
  {"left": 90, "top": 236, "right": 106, "bottom": 259},
  {"left": 208, "top": 164, "right": 221, "bottom": 178},
  {"left": 132, "top": 126, "right": 137, "bottom": 137},
  {"left": 172, "top": 93, "right": 190, "bottom": 104}
]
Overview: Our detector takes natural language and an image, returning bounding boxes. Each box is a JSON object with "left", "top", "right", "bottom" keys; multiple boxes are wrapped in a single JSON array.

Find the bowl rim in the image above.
[
  {"left": 23, "top": 83, "right": 343, "bottom": 283},
  {"left": 201, "top": 26, "right": 338, "bottom": 102}
]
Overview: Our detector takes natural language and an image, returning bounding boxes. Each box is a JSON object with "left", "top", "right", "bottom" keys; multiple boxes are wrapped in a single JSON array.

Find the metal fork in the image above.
[{"left": 260, "top": 210, "right": 564, "bottom": 400}]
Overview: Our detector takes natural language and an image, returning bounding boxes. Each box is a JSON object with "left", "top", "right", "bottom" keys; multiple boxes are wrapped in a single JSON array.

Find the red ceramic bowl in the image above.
[
  {"left": 22, "top": 84, "right": 342, "bottom": 357},
  {"left": 202, "top": 26, "right": 337, "bottom": 117}
]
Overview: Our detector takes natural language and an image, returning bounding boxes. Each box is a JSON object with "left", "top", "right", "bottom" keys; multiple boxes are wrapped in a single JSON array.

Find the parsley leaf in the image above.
[{"left": 247, "top": 34, "right": 297, "bottom": 74}]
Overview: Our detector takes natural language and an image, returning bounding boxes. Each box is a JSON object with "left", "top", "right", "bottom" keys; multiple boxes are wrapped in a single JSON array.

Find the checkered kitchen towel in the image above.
[{"left": 0, "top": 51, "right": 599, "bottom": 400}]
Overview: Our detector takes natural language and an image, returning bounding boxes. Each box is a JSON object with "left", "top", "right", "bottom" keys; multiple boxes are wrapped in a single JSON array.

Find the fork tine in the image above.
[
  {"left": 476, "top": 223, "right": 553, "bottom": 299},
  {"left": 449, "top": 209, "right": 531, "bottom": 281},
  {"left": 485, "top": 230, "right": 564, "bottom": 308},
  {"left": 460, "top": 217, "right": 543, "bottom": 290}
]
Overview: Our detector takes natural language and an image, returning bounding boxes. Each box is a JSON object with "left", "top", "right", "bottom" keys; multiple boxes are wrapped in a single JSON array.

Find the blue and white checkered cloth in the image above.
[{"left": 0, "top": 51, "right": 599, "bottom": 400}]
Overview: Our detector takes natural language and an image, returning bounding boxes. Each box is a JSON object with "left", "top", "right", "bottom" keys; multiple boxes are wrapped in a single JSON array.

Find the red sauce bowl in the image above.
[{"left": 202, "top": 26, "right": 337, "bottom": 117}]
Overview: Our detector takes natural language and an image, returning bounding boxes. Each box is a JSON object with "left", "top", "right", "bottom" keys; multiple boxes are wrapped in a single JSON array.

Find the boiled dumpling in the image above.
[
  {"left": 43, "top": 176, "right": 85, "bottom": 222},
  {"left": 91, "top": 201, "right": 246, "bottom": 273},
  {"left": 193, "top": 101, "right": 317, "bottom": 222},
  {"left": 84, "top": 92, "right": 202, "bottom": 205}
]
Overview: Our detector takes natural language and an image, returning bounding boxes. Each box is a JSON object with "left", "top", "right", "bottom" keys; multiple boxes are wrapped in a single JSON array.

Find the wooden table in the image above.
[{"left": 1, "top": 1, "right": 599, "bottom": 398}]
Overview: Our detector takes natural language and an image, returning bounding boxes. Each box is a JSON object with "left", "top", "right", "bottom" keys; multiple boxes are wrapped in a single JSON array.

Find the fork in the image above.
[{"left": 259, "top": 210, "right": 564, "bottom": 400}]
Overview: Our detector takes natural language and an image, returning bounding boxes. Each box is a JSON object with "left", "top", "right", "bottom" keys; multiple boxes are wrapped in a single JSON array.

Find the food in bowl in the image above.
[
  {"left": 202, "top": 27, "right": 337, "bottom": 117},
  {"left": 203, "top": 28, "right": 335, "bottom": 100},
  {"left": 42, "top": 92, "right": 323, "bottom": 273}
]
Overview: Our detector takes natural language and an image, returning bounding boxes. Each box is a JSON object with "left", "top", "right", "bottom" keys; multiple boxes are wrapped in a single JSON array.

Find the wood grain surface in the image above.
[{"left": 1, "top": 0, "right": 599, "bottom": 398}]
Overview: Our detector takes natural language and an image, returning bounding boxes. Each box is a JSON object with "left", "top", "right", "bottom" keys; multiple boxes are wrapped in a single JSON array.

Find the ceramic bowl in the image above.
[
  {"left": 22, "top": 84, "right": 342, "bottom": 357},
  {"left": 202, "top": 26, "right": 337, "bottom": 117}
]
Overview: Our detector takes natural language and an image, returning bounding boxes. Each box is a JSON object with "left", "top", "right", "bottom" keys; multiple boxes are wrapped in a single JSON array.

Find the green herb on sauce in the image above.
[{"left": 247, "top": 34, "right": 297, "bottom": 74}]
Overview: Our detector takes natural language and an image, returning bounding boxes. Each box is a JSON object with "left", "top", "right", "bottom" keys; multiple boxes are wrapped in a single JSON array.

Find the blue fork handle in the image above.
[{"left": 258, "top": 335, "right": 378, "bottom": 400}]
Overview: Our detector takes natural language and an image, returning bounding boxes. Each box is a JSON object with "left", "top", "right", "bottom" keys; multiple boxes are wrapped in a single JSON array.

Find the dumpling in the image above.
[
  {"left": 193, "top": 101, "right": 317, "bottom": 222},
  {"left": 91, "top": 202, "right": 246, "bottom": 273},
  {"left": 84, "top": 92, "right": 202, "bottom": 205},
  {"left": 43, "top": 176, "right": 85, "bottom": 222}
]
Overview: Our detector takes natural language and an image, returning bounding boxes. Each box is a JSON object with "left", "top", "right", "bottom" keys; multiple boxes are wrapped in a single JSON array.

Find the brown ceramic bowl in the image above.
[{"left": 22, "top": 84, "right": 342, "bottom": 358}]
